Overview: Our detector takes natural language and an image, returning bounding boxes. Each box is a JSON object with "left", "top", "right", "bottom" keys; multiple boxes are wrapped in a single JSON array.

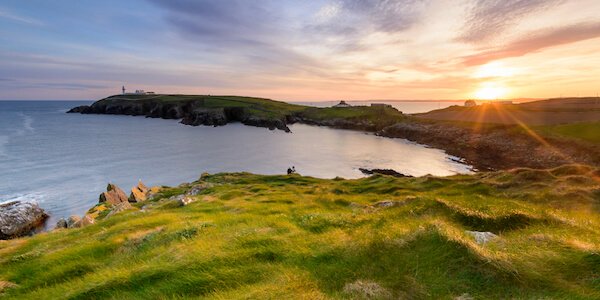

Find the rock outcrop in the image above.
[
  {"left": 186, "top": 182, "right": 214, "bottom": 196},
  {"left": 68, "top": 97, "right": 292, "bottom": 132},
  {"left": 359, "top": 168, "right": 412, "bottom": 177},
  {"left": 99, "top": 183, "right": 129, "bottom": 205},
  {"left": 129, "top": 181, "right": 150, "bottom": 202},
  {"left": 67, "top": 215, "right": 81, "bottom": 228},
  {"left": 0, "top": 201, "right": 48, "bottom": 240}
]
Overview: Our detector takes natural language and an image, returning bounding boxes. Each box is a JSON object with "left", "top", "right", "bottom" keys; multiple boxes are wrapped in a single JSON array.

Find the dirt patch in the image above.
[{"left": 0, "top": 281, "right": 17, "bottom": 293}]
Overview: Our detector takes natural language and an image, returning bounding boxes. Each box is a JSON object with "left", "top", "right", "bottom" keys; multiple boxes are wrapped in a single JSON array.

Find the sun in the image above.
[{"left": 474, "top": 83, "right": 508, "bottom": 100}]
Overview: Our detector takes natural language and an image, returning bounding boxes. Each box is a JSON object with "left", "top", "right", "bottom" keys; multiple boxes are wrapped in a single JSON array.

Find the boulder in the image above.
[
  {"left": 186, "top": 182, "right": 214, "bottom": 196},
  {"left": 466, "top": 231, "right": 498, "bottom": 245},
  {"left": 180, "top": 196, "right": 196, "bottom": 206},
  {"left": 373, "top": 200, "right": 404, "bottom": 208},
  {"left": 343, "top": 280, "right": 392, "bottom": 299},
  {"left": 359, "top": 168, "right": 412, "bottom": 177},
  {"left": 0, "top": 201, "right": 48, "bottom": 240},
  {"left": 55, "top": 218, "right": 68, "bottom": 229},
  {"left": 71, "top": 215, "right": 94, "bottom": 228},
  {"left": 66, "top": 215, "right": 81, "bottom": 228},
  {"left": 99, "top": 183, "right": 129, "bottom": 205},
  {"left": 129, "top": 180, "right": 150, "bottom": 202}
]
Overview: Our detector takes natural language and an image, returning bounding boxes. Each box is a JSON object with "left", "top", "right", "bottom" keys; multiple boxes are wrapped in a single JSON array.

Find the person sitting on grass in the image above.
[{"left": 287, "top": 166, "right": 297, "bottom": 175}]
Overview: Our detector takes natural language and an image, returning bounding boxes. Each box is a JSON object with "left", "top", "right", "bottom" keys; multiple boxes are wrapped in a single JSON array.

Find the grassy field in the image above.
[
  {"left": 1, "top": 166, "right": 599, "bottom": 299},
  {"left": 99, "top": 94, "right": 406, "bottom": 124},
  {"left": 414, "top": 98, "right": 600, "bottom": 125},
  {"left": 535, "top": 121, "right": 600, "bottom": 144}
]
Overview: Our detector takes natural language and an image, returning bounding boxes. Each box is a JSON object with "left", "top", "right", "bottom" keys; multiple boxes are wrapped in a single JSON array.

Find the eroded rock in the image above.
[
  {"left": 55, "top": 218, "right": 68, "bottom": 229},
  {"left": 0, "top": 201, "right": 48, "bottom": 240},
  {"left": 129, "top": 180, "right": 150, "bottom": 202},
  {"left": 71, "top": 215, "right": 95, "bottom": 228},
  {"left": 99, "top": 183, "right": 129, "bottom": 205},
  {"left": 67, "top": 215, "right": 81, "bottom": 228}
]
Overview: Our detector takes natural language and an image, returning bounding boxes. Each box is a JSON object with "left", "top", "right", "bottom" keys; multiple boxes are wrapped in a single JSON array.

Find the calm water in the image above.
[{"left": 0, "top": 101, "right": 471, "bottom": 226}]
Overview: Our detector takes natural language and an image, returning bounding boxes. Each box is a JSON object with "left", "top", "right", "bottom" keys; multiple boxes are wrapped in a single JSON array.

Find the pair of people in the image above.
[{"left": 287, "top": 166, "right": 296, "bottom": 175}]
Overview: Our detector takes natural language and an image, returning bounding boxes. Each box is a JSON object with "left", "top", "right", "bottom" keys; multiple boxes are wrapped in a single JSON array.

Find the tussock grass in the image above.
[{"left": 1, "top": 165, "right": 600, "bottom": 299}]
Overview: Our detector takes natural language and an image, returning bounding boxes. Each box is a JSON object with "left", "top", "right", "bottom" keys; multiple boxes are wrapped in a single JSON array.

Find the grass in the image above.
[
  {"left": 535, "top": 121, "right": 600, "bottom": 144},
  {"left": 98, "top": 94, "right": 406, "bottom": 127},
  {"left": 1, "top": 165, "right": 600, "bottom": 299}
]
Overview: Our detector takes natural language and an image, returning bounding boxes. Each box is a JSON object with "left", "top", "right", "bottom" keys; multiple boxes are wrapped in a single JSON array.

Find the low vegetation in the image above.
[
  {"left": 1, "top": 165, "right": 599, "bottom": 299},
  {"left": 535, "top": 121, "right": 600, "bottom": 144}
]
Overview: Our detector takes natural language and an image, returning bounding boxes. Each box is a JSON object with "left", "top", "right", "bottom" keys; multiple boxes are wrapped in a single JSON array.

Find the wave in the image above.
[
  {"left": 14, "top": 113, "right": 35, "bottom": 136},
  {"left": 0, "top": 191, "right": 45, "bottom": 205}
]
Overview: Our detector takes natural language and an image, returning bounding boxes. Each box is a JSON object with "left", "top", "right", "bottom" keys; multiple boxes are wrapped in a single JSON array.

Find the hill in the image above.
[
  {"left": 67, "top": 94, "right": 405, "bottom": 133},
  {"left": 1, "top": 166, "right": 599, "bottom": 299},
  {"left": 414, "top": 97, "right": 600, "bottom": 125}
]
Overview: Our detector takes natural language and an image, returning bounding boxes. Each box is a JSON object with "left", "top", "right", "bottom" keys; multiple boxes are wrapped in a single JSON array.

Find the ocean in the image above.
[{"left": 0, "top": 100, "right": 471, "bottom": 227}]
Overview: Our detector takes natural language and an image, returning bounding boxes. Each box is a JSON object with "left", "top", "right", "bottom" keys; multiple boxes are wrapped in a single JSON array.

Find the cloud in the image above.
[
  {"left": 462, "top": 22, "right": 600, "bottom": 66},
  {"left": 0, "top": 8, "right": 44, "bottom": 26},
  {"left": 457, "top": 0, "right": 564, "bottom": 43},
  {"left": 147, "top": 0, "right": 330, "bottom": 76},
  {"left": 306, "top": 0, "right": 425, "bottom": 52}
]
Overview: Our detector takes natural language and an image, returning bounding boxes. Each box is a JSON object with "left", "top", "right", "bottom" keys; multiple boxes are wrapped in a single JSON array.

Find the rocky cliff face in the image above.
[
  {"left": 377, "top": 122, "right": 599, "bottom": 170},
  {"left": 68, "top": 98, "right": 291, "bottom": 132}
]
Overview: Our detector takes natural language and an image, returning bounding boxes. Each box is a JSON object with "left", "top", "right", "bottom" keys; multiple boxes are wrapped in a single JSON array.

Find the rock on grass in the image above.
[
  {"left": 0, "top": 201, "right": 47, "bottom": 240},
  {"left": 343, "top": 280, "right": 392, "bottom": 299}
]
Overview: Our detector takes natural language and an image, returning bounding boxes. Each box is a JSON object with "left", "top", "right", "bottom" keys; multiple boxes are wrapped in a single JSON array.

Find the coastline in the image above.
[{"left": 68, "top": 94, "right": 600, "bottom": 171}]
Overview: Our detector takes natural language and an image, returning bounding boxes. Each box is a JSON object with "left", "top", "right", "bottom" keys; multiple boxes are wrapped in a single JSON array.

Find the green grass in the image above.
[
  {"left": 99, "top": 94, "right": 407, "bottom": 126},
  {"left": 1, "top": 165, "right": 600, "bottom": 299},
  {"left": 535, "top": 122, "right": 600, "bottom": 144}
]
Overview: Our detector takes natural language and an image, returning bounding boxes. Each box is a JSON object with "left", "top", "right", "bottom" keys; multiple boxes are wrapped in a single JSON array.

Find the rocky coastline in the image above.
[
  {"left": 376, "top": 121, "right": 600, "bottom": 170},
  {"left": 68, "top": 96, "right": 600, "bottom": 172},
  {"left": 68, "top": 98, "right": 292, "bottom": 132}
]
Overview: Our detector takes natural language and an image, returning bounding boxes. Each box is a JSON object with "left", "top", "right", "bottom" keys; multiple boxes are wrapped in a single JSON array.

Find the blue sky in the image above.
[{"left": 1, "top": 0, "right": 600, "bottom": 100}]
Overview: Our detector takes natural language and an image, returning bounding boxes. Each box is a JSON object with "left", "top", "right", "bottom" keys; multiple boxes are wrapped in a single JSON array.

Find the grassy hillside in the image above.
[
  {"left": 414, "top": 98, "right": 600, "bottom": 125},
  {"left": 535, "top": 121, "right": 600, "bottom": 144},
  {"left": 96, "top": 94, "right": 405, "bottom": 124},
  {"left": 1, "top": 166, "right": 599, "bottom": 299}
]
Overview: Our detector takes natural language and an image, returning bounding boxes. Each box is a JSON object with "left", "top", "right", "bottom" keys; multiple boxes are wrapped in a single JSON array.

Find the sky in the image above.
[{"left": 1, "top": 0, "right": 600, "bottom": 101}]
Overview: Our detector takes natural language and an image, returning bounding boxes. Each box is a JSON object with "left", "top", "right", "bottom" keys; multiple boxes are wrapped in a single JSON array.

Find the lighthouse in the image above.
[{"left": 122, "top": 86, "right": 126, "bottom": 95}]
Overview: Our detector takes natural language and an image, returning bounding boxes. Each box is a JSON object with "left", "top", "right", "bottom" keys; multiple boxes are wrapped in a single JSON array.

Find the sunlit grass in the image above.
[
  {"left": 1, "top": 166, "right": 599, "bottom": 299},
  {"left": 535, "top": 121, "right": 600, "bottom": 144}
]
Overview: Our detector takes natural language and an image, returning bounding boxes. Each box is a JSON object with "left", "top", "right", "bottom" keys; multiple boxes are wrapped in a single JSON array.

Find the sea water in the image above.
[{"left": 0, "top": 101, "right": 471, "bottom": 226}]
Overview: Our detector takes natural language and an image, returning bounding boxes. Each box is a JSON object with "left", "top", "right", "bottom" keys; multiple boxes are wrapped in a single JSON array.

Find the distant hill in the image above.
[{"left": 414, "top": 97, "right": 600, "bottom": 125}]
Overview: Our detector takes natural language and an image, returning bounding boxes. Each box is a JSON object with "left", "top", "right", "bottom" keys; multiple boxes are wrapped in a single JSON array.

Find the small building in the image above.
[
  {"left": 464, "top": 100, "right": 477, "bottom": 107},
  {"left": 146, "top": 91, "right": 155, "bottom": 95},
  {"left": 333, "top": 100, "right": 351, "bottom": 108},
  {"left": 135, "top": 90, "right": 145, "bottom": 94}
]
